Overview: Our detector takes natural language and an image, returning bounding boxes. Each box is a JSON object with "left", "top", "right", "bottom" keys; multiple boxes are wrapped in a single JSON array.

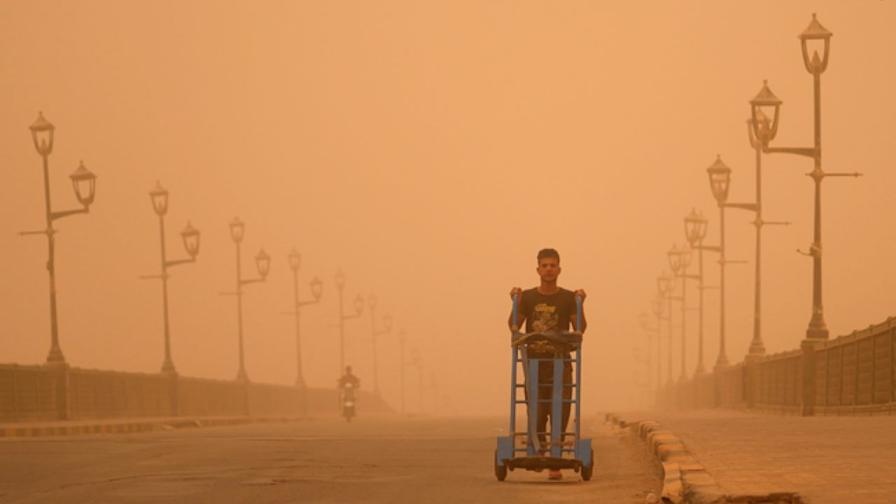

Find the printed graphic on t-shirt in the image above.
[{"left": 531, "top": 303, "right": 559, "bottom": 332}]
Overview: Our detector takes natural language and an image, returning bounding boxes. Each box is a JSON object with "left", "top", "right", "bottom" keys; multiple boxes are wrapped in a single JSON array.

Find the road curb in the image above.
[
  {"left": 605, "top": 413, "right": 803, "bottom": 504},
  {"left": 0, "top": 416, "right": 302, "bottom": 439}
]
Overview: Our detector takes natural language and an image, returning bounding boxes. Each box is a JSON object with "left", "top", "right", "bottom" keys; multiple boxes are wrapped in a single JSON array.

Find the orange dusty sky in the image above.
[{"left": 1, "top": 1, "right": 895, "bottom": 414}]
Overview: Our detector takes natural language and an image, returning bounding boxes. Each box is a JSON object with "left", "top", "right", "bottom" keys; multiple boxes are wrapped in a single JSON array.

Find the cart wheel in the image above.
[
  {"left": 494, "top": 450, "right": 508, "bottom": 481},
  {"left": 581, "top": 449, "right": 594, "bottom": 481}
]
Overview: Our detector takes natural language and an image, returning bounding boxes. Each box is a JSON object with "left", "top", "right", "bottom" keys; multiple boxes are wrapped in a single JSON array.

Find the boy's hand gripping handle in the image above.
[
  {"left": 575, "top": 294, "right": 584, "bottom": 332},
  {"left": 511, "top": 291, "right": 521, "bottom": 332}
]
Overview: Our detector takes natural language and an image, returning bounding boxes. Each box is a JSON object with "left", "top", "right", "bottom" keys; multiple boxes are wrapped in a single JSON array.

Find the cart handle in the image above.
[{"left": 511, "top": 331, "right": 582, "bottom": 348}]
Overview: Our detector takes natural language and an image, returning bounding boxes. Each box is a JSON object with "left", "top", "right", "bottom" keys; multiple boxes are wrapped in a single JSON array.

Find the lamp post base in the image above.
[
  {"left": 236, "top": 369, "right": 249, "bottom": 383},
  {"left": 161, "top": 361, "right": 177, "bottom": 375},
  {"left": 46, "top": 346, "right": 66, "bottom": 366},
  {"left": 745, "top": 341, "right": 766, "bottom": 362},
  {"left": 713, "top": 357, "right": 729, "bottom": 371}
]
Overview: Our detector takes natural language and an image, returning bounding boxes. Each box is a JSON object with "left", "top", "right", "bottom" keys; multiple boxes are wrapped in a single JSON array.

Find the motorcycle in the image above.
[{"left": 341, "top": 382, "right": 356, "bottom": 422}]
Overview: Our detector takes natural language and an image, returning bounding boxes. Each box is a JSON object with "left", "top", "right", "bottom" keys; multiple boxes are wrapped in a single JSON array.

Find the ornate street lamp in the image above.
[
  {"left": 335, "top": 269, "right": 364, "bottom": 374},
  {"left": 224, "top": 218, "right": 268, "bottom": 382},
  {"left": 287, "top": 248, "right": 323, "bottom": 387},
  {"left": 367, "top": 294, "right": 393, "bottom": 395},
  {"left": 140, "top": 182, "right": 200, "bottom": 375},
  {"left": 748, "top": 14, "right": 860, "bottom": 343},
  {"left": 21, "top": 113, "right": 97, "bottom": 366}
]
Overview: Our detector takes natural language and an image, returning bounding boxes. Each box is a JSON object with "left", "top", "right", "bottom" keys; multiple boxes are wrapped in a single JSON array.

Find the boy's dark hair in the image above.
[{"left": 537, "top": 248, "right": 560, "bottom": 263}]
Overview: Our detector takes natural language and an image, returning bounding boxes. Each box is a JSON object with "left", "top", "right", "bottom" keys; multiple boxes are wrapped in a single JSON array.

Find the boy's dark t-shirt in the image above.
[{"left": 519, "top": 287, "right": 578, "bottom": 355}]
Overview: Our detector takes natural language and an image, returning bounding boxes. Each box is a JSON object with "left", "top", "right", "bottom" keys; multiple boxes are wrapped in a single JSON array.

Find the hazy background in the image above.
[{"left": 1, "top": 1, "right": 894, "bottom": 415}]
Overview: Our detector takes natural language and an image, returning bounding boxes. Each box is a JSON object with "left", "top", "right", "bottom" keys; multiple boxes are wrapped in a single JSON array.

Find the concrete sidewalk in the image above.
[
  {"left": 621, "top": 409, "right": 896, "bottom": 504},
  {"left": 0, "top": 416, "right": 301, "bottom": 438}
]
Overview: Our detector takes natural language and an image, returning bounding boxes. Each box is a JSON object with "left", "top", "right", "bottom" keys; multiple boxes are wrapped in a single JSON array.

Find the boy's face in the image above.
[{"left": 536, "top": 257, "right": 561, "bottom": 283}]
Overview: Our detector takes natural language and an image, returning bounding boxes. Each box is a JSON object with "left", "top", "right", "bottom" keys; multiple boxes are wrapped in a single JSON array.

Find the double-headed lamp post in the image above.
[
  {"left": 22, "top": 113, "right": 97, "bottom": 366},
  {"left": 367, "top": 294, "right": 393, "bottom": 395},
  {"left": 334, "top": 270, "right": 364, "bottom": 374},
  {"left": 706, "top": 156, "right": 741, "bottom": 369},
  {"left": 287, "top": 249, "right": 322, "bottom": 387},
  {"left": 749, "top": 14, "right": 861, "bottom": 343},
  {"left": 143, "top": 182, "right": 200, "bottom": 375},
  {"left": 228, "top": 218, "right": 270, "bottom": 382},
  {"left": 668, "top": 245, "right": 694, "bottom": 381},
  {"left": 656, "top": 272, "right": 676, "bottom": 385}
]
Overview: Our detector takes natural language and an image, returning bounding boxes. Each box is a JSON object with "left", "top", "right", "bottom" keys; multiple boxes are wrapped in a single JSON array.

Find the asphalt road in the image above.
[{"left": 0, "top": 415, "right": 661, "bottom": 503}]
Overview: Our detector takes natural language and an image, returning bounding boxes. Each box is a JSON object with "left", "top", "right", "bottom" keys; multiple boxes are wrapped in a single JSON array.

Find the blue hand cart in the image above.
[{"left": 494, "top": 293, "right": 593, "bottom": 481}]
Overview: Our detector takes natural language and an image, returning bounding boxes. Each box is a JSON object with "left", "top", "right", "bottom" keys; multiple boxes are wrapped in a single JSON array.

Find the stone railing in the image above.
[
  {"left": 660, "top": 317, "right": 896, "bottom": 416},
  {"left": 0, "top": 364, "right": 391, "bottom": 422}
]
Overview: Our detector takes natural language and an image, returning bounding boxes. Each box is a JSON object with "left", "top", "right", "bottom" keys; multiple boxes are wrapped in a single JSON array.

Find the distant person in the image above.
[
  {"left": 338, "top": 365, "right": 360, "bottom": 390},
  {"left": 508, "top": 248, "right": 586, "bottom": 481}
]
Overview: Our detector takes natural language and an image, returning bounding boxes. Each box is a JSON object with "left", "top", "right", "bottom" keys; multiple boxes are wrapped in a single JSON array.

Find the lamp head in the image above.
[
  {"left": 799, "top": 13, "right": 832, "bottom": 74},
  {"left": 310, "top": 276, "right": 323, "bottom": 301},
  {"left": 706, "top": 155, "right": 732, "bottom": 206},
  {"left": 684, "top": 208, "right": 708, "bottom": 246},
  {"left": 667, "top": 244, "right": 682, "bottom": 274},
  {"left": 149, "top": 181, "right": 169, "bottom": 216},
  {"left": 229, "top": 217, "right": 245, "bottom": 243},
  {"left": 70, "top": 161, "right": 97, "bottom": 208},
  {"left": 749, "top": 81, "right": 782, "bottom": 145},
  {"left": 181, "top": 221, "right": 200, "bottom": 258},
  {"left": 29, "top": 112, "right": 55, "bottom": 156},
  {"left": 255, "top": 249, "right": 271, "bottom": 279},
  {"left": 288, "top": 248, "right": 301, "bottom": 271}
]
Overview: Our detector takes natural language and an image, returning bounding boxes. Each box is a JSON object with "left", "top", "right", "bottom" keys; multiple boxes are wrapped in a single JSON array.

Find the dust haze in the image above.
[{"left": 2, "top": 0, "right": 895, "bottom": 416}]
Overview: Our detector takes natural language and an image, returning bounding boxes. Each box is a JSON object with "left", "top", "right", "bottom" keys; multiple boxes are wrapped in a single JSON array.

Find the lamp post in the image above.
[
  {"left": 334, "top": 270, "right": 364, "bottom": 374},
  {"left": 748, "top": 14, "right": 861, "bottom": 343},
  {"left": 141, "top": 182, "right": 200, "bottom": 375},
  {"left": 367, "top": 294, "right": 392, "bottom": 395},
  {"left": 657, "top": 272, "right": 675, "bottom": 384},
  {"left": 668, "top": 245, "right": 694, "bottom": 381},
  {"left": 287, "top": 249, "right": 322, "bottom": 387},
  {"left": 638, "top": 311, "right": 658, "bottom": 393},
  {"left": 650, "top": 294, "right": 665, "bottom": 390},
  {"left": 734, "top": 117, "right": 793, "bottom": 361},
  {"left": 21, "top": 112, "right": 97, "bottom": 366},
  {"left": 399, "top": 329, "right": 407, "bottom": 415},
  {"left": 410, "top": 346, "right": 424, "bottom": 414},
  {"left": 706, "top": 156, "right": 739, "bottom": 369},
  {"left": 227, "top": 218, "right": 269, "bottom": 382},
  {"left": 684, "top": 209, "right": 713, "bottom": 375}
]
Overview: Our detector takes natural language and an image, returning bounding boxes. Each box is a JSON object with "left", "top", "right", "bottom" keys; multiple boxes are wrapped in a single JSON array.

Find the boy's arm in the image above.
[{"left": 573, "top": 289, "right": 587, "bottom": 332}]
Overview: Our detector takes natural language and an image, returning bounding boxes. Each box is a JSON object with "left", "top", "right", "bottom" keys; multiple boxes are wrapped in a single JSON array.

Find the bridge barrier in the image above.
[
  {"left": 659, "top": 317, "right": 896, "bottom": 416},
  {"left": 0, "top": 363, "right": 390, "bottom": 422}
]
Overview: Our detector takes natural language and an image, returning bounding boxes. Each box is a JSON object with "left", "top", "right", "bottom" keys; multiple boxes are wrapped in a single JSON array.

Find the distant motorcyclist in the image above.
[{"left": 338, "top": 366, "right": 360, "bottom": 421}]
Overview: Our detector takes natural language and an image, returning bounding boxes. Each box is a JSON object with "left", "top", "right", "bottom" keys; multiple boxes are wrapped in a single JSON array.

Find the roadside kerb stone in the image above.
[{"left": 608, "top": 412, "right": 733, "bottom": 504}]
